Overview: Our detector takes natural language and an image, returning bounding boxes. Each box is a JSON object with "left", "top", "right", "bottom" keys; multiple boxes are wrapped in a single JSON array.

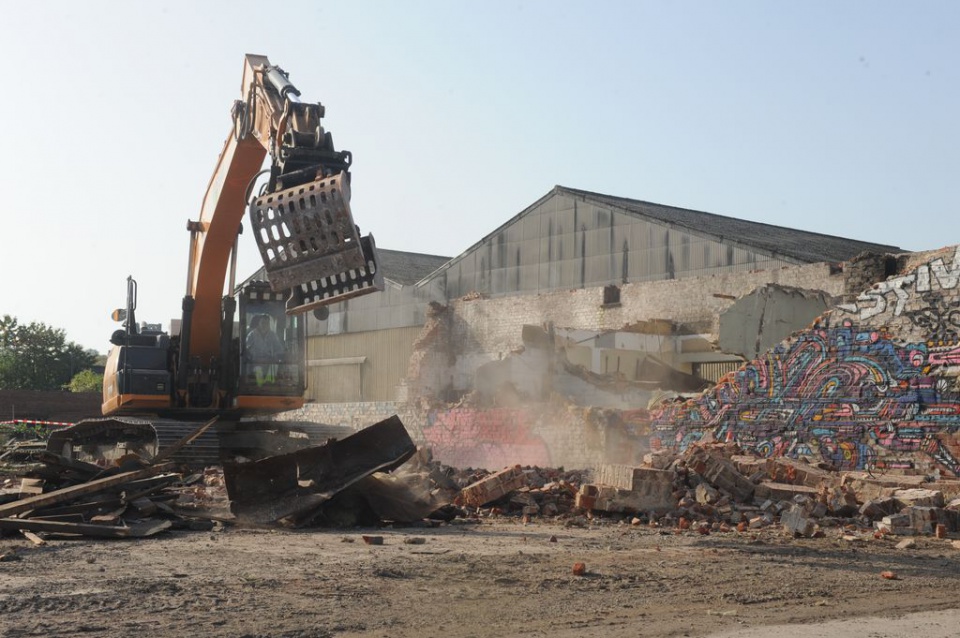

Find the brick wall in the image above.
[
  {"left": 0, "top": 390, "right": 101, "bottom": 423},
  {"left": 652, "top": 245, "right": 960, "bottom": 477}
]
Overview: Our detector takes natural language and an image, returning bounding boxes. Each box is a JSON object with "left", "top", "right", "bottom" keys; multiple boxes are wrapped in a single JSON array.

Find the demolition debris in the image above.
[{"left": 2, "top": 416, "right": 960, "bottom": 545}]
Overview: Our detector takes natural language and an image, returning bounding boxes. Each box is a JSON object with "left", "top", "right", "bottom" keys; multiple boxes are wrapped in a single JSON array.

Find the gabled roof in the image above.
[
  {"left": 559, "top": 186, "right": 903, "bottom": 263},
  {"left": 377, "top": 248, "right": 451, "bottom": 285}
]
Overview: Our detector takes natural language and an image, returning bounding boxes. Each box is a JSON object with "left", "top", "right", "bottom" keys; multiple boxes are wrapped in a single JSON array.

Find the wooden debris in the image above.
[
  {"left": 0, "top": 464, "right": 175, "bottom": 519},
  {"left": 0, "top": 418, "right": 228, "bottom": 541},
  {"left": 0, "top": 517, "right": 172, "bottom": 539},
  {"left": 20, "top": 530, "right": 46, "bottom": 546}
]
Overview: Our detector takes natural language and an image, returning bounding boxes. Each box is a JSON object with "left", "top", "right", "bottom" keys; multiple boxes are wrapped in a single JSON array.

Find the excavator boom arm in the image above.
[{"left": 186, "top": 54, "right": 382, "bottom": 364}]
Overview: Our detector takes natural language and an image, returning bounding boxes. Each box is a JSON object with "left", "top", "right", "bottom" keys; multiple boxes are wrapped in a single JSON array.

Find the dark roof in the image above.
[
  {"left": 559, "top": 186, "right": 903, "bottom": 263},
  {"left": 377, "top": 248, "right": 451, "bottom": 284}
]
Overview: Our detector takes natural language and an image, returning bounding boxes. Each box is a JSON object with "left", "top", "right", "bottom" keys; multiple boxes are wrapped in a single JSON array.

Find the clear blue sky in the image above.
[{"left": 2, "top": 1, "right": 957, "bottom": 352}]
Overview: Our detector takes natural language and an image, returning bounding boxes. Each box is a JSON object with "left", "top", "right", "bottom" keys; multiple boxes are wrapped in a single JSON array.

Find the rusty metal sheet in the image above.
[{"left": 222, "top": 415, "right": 415, "bottom": 524}]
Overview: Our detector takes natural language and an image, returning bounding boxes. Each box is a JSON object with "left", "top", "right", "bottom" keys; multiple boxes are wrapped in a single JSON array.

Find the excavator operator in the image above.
[{"left": 246, "top": 315, "right": 284, "bottom": 385}]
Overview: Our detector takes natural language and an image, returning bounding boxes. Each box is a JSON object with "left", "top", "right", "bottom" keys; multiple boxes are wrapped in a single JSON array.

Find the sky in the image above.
[{"left": 1, "top": 1, "right": 958, "bottom": 353}]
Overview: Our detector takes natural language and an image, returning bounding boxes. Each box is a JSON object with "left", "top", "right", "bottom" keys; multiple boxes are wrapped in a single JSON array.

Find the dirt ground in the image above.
[{"left": 1, "top": 517, "right": 959, "bottom": 638}]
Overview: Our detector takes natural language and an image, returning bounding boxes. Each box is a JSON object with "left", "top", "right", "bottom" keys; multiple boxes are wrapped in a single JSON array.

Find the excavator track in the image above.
[{"left": 48, "top": 418, "right": 353, "bottom": 467}]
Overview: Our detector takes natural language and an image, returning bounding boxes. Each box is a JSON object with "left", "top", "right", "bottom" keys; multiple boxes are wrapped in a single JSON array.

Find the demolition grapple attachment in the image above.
[{"left": 249, "top": 171, "right": 383, "bottom": 314}]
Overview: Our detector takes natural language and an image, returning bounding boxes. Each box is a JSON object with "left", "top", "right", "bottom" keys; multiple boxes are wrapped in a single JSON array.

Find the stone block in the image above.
[
  {"left": 765, "top": 457, "right": 833, "bottom": 488},
  {"left": 877, "top": 513, "right": 912, "bottom": 535},
  {"left": 781, "top": 506, "right": 816, "bottom": 537},
  {"left": 754, "top": 481, "right": 819, "bottom": 503},
  {"left": 860, "top": 497, "right": 899, "bottom": 520},
  {"left": 894, "top": 489, "right": 945, "bottom": 509},
  {"left": 459, "top": 466, "right": 528, "bottom": 508},
  {"left": 687, "top": 448, "right": 755, "bottom": 502},
  {"left": 643, "top": 450, "right": 678, "bottom": 470},
  {"left": 595, "top": 465, "right": 673, "bottom": 492},
  {"left": 696, "top": 482, "right": 720, "bottom": 505},
  {"left": 576, "top": 481, "right": 677, "bottom": 515},
  {"left": 825, "top": 486, "right": 859, "bottom": 515},
  {"left": 730, "top": 455, "right": 766, "bottom": 477},
  {"left": 906, "top": 506, "right": 956, "bottom": 534},
  {"left": 841, "top": 473, "right": 926, "bottom": 503}
]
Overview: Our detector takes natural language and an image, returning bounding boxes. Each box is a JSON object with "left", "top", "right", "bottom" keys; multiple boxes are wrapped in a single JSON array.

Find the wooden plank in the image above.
[
  {"left": 21, "top": 530, "right": 46, "bottom": 546},
  {"left": 120, "top": 474, "right": 181, "bottom": 500},
  {"left": 27, "top": 514, "right": 85, "bottom": 523},
  {"left": 0, "top": 517, "right": 171, "bottom": 539},
  {"left": 29, "top": 496, "right": 123, "bottom": 518},
  {"left": 0, "top": 463, "right": 174, "bottom": 519}
]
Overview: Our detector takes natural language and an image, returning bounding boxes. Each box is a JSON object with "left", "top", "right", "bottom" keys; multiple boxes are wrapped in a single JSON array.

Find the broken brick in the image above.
[{"left": 458, "top": 466, "right": 528, "bottom": 508}]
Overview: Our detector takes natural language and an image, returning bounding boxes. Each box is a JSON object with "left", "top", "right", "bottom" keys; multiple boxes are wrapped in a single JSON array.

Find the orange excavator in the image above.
[{"left": 49, "top": 54, "right": 383, "bottom": 464}]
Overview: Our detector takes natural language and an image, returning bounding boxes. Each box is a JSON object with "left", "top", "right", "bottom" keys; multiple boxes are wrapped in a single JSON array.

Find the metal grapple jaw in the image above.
[{"left": 249, "top": 171, "right": 383, "bottom": 314}]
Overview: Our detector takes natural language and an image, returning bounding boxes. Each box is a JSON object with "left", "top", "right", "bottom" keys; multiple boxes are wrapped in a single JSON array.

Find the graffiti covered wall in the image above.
[{"left": 652, "top": 245, "right": 960, "bottom": 476}]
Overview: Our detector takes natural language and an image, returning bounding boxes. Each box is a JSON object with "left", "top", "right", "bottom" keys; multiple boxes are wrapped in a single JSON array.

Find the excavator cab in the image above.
[{"left": 237, "top": 281, "right": 305, "bottom": 397}]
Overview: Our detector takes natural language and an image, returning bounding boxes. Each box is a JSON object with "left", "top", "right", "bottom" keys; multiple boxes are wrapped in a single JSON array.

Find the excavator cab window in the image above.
[{"left": 237, "top": 282, "right": 305, "bottom": 396}]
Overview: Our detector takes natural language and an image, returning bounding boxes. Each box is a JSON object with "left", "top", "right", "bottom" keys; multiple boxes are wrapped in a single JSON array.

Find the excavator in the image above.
[{"left": 49, "top": 54, "right": 384, "bottom": 465}]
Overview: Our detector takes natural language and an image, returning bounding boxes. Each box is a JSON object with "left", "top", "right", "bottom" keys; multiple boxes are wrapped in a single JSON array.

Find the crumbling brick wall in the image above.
[
  {"left": 652, "top": 244, "right": 960, "bottom": 477},
  {"left": 448, "top": 261, "right": 845, "bottom": 362},
  {"left": 393, "top": 259, "right": 849, "bottom": 469},
  {"left": 283, "top": 258, "right": 860, "bottom": 471}
]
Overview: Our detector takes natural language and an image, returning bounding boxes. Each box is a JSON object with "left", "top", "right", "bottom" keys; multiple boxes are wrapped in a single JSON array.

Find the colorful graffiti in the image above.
[{"left": 651, "top": 317, "right": 960, "bottom": 476}]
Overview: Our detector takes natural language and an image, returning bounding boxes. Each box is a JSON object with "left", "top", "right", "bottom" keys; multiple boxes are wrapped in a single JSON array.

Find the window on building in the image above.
[{"left": 602, "top": 284, "right": 621, "bottom": 307}]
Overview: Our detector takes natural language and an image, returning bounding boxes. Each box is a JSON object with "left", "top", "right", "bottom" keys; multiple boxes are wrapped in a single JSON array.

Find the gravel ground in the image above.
[{"left": 1, "top": 517, "right": 959, "bottom": 638}]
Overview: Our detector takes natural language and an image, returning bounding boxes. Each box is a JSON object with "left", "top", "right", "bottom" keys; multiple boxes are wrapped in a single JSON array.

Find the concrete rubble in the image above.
[
  {"left": 4, "top": 417, "right": 960, "bottom": 546},
  {"left": 449, "top": 443, "right": 960, "bottom": 543},
  {"left": 0, "top": 416, "right": 442, "bottom": 541}
]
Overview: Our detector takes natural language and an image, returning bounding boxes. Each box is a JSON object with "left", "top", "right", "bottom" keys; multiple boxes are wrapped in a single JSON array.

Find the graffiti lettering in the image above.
[
  {"left": 916, "top": 247, "right": 960, "bottom": 292},
  {"left": 840, "top": 247, "right": 960, "bottom": 322}
]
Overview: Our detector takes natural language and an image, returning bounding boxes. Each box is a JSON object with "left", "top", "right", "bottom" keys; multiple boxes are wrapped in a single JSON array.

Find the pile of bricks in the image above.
[
  {"left": 452, "top": 444, "right": 960, "bottom": 540},
  {"left": 454, "top": 465, "right": 586, "bottom": 516}
]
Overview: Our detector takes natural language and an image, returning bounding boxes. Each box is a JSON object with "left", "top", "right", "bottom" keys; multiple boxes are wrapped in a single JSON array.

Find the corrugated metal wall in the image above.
[
  {"left": 305, "top": 326, "right": 422, "bottom": 402},
  {"left": 440, "top": 193, "right": 796, "bottom": 298}
]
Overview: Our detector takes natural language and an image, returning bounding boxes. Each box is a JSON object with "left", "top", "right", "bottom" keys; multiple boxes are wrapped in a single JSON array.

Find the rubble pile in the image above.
[
  {"left": 0, "top": 451, "right": 218, "bottom": 541},
  {"left": 453, "top": 445, "right": 960, "bottom": 540},
  {"left": 453, "top": 465, "right": 588, "bottom": 517}
]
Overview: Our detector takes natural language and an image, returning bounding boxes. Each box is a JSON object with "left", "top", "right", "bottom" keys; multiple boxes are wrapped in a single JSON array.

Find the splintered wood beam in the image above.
[
  {"left": 0, "top": 518, "right": 171, "bottom": 539},
  {"left": 0, "top": 463, "right": 175, "bottom": 519}
]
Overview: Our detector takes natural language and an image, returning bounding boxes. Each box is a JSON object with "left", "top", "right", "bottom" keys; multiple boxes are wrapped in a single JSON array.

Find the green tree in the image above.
[
  {"left": 66, "top": 369, "right": 103, "bottom": 393},
  {"left": 0, "top": 314, "right": 97, "bottom": 390}
]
